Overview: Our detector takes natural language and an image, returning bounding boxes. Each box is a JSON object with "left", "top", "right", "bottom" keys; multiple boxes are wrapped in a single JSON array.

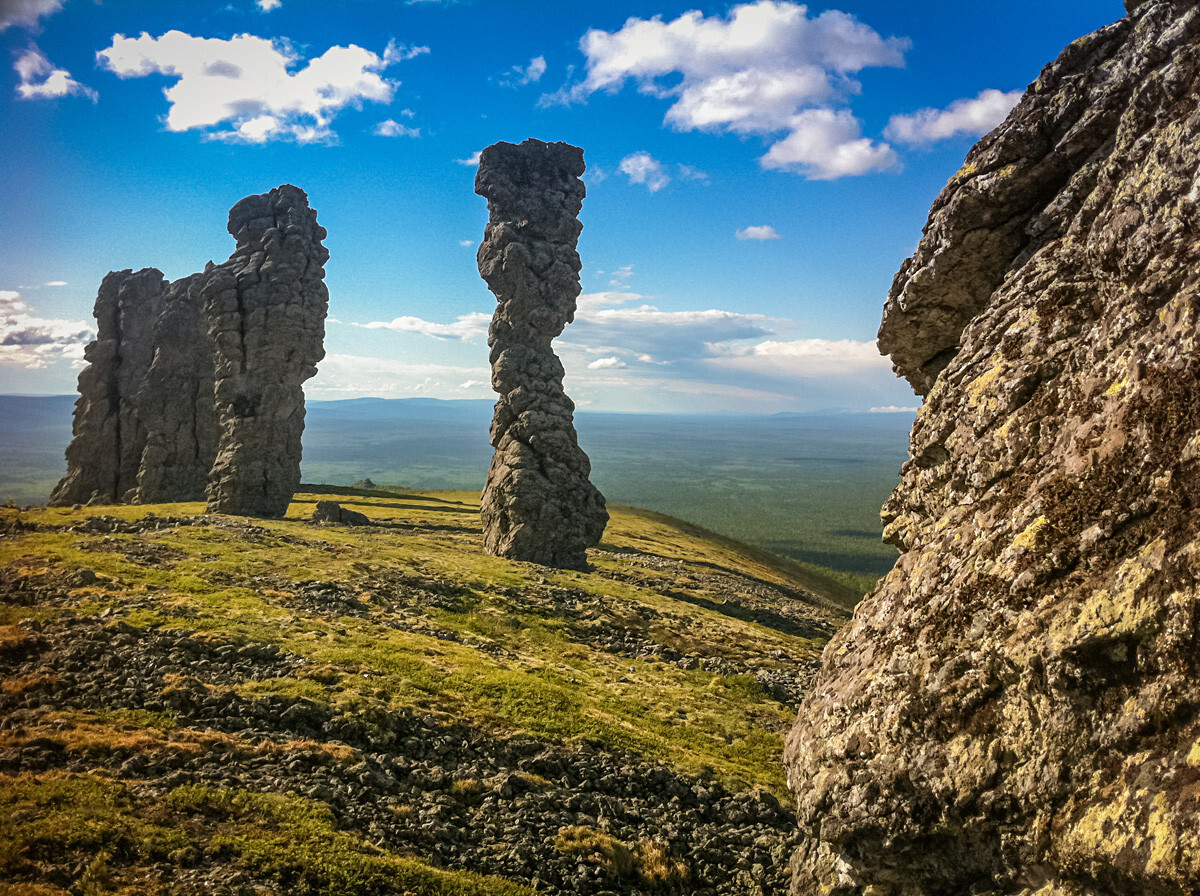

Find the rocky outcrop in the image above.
[
  {"left": 475, "top": 139, "right": 608, "bottom": 569},
  {"left": 202, "top": 185, "right": 330, "bottom": 518},
  {"left": 787, "top": 3, "right": 1200, "bottom": 895},
  {"left": 51, "top": 185, "right": 327, "bottom": 518},
  {"left": 50, "top": 268, "right": 168, "bottom": 505}
]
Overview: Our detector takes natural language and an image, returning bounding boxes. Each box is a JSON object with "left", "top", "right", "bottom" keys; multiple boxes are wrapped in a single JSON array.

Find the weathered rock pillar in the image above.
[
  {"left": 474, "top": 139, "right": 608, "bottom": 569},
  {"left": 201, "top": 184, "right": 329, "bottom": 518},
  {"left": 50, "top": 268, "right": 167, "bottom": 505}
]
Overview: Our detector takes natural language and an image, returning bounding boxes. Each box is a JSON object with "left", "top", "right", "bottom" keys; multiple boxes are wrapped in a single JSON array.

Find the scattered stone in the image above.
[
  {"left": 311, "top": 501, "right": 371, "bottom": 526},
  {"left": 474, "top": 139, "right": 608, "bottom": 570},
  {"left": 353, "top": 478, "right": 378, "bottom": 490},
  {"left": 788, "top": 4, "right": 1200, "bottom": 894}
]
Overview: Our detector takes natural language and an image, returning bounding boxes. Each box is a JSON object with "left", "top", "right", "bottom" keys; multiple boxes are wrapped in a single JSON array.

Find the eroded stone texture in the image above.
[
  {"left": 135, "top": 273, "right": 218, "bottom": 503},
  {"left": 202, "top": 184, "right": 329, "bottom": 518},
  {"left": 475, "top": 139, "right": 608, "bottom": 569},
  {"left": 50, "top": 268, "right": 167, "bottom": 505},
  {"left": 787, "top": 3, "right": 1200, "bottom": 895}
]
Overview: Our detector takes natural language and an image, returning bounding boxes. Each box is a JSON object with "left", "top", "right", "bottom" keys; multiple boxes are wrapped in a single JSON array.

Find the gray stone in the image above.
[
  {"left": 788, "top": 4, "right": 1200, "bottom": 894},
  {"left": 474, "top": 139, "right": 608, "bottom": 570},
  {"left": 311, "top": 501, "right": 371, "bottom": 526}
]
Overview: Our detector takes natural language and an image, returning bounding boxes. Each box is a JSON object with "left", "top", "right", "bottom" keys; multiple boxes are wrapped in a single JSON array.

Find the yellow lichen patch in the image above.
[
  {"left": 1187, "top": 740, "right": 1200, "bottom": 767},
  {"left": 1105, "top": 379, "right": 1126, "bottom": 396},
  {"left": 1011, "top": 515, "right": 1048, "bottom": 552}
]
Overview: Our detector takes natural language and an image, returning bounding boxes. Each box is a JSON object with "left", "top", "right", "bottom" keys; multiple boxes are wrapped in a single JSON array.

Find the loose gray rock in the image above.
[
  {"left": 202, "top": 185, "right": 329, "bottom": 519},
  {"left": 311, "top": 501, "right": 371, "bottom": 526},
  {"left": 474, "top": 139, "right": 608, "bottom": 570}
]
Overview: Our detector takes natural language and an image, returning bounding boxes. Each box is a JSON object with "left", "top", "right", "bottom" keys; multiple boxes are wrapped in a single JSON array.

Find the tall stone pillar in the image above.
[
  {"left": 475, "top": 139, "right": 608, "bottom": 569},
  {"left": 201, "top": 184, "right": 329, "bottom": 518}
]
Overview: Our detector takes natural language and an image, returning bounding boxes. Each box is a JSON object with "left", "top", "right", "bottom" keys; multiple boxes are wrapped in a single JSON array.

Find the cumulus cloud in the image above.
[
  {"left": 359, "top": 312, "right": 490, "bottom": 341},
  {"left": 619, "top": 151, "right": 669, "bottom": 191},
  {"left": 374, "top": 118, "right": 420, "bottom": 137},
  {"left": 96, "top": 30, "right": 412, "bottom": 143},
  {"left": 707, "top": 338, "right": 890, "bottom": 377},
  {"left": 555, "top": 1, "right": 907, "bottom": 179},
  {"left": 256, "top": 0, "right": 281, "bottom": 11},
  {"left": 571, "top": 302, "right": 776, "bottom": 361},
  {"left": 0, "top": 0, "right": 63, "bottom": 31},
  {"left": 884, "top": 88, "right": 1024, "bottom": 145},
  {"left": 736, "top": 225, "right": 780, "bottom": 240},
  {"left": 760, "top": 107, "right": 897, "bottom": 178},
  {"left": 458, "top": 239, "right": 475, "bottom": 247},
  {"left": 0, "top": 289, "right": 93, "bottom": 369},
  {"left": 14, "top": 46, "right": 97, "bottom": 101},
  {"left": 501, "top": 55, "right": 547, "bottom": 87},
  {"left": 455, "top": 150, "right": 482, "bottom": 166}
]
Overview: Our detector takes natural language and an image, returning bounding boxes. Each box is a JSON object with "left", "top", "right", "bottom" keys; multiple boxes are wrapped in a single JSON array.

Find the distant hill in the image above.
[{"left": 0, "top": 488, "right": 853, "bottom": 895}]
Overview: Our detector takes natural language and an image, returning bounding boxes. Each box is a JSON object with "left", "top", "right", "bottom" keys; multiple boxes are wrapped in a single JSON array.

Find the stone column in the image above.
[
  {"left": 50, "top": 268, "right": 166, "bottom": 505},
  {"left": 475, "top": 139, "right": 608, "bottom": 569},
  {"left": 201, "top": 184, "right": 329, "bottom": 518}
]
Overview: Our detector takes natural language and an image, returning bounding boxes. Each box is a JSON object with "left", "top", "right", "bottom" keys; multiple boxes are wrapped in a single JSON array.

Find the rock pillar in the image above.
[
  {"left": 201, "top": 184, "right": 329, "bottom": 518},
  {"left": 474, "top": 139, "right": 608, "bottom": 569}
]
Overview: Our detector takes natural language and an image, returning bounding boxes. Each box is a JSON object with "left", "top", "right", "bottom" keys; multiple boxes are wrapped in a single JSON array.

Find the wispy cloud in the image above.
[
  {"left": 97, "top": 31, "right": 415, "bottom": 143},
  {"left": 586, "top": 356, "right": 626, "bottom": 369},
  {"left": 455, "top": 150, "right": 481, "bottom": 166},
  {"left": 0, "top": 0, "right": 63, "bottom": 31},
  {"left": 550, "top": 1, "right": 907, "bottom": 180},
  {"left": 256, "top": 0, "right": 282, "bottom": 12},
  {"left": 707, "top": 338, "right": 890, "bottom": 377},
  {"left": 619, "top": 151, "right": 669, "bottom": 191},
  {"left": 884, "top": 88, "right": 1023, "bottom": 145},
  {"left": 358, "top": 312, "right": 490, "bottom": 341},
  {"left": 0, "top": 289, "right": 93, "bottom": 369},
  {"left": 736, "top": 225, "right": 780, "bottom": 240},
  {"left": 307, "top": 353, "right": 490, "bottom": 399},
  {"left": 500, "top": 55, "right": 547, "bottom": 87},
  {"left": 15, "top": 46, "right": 97, "bottom": 101}
]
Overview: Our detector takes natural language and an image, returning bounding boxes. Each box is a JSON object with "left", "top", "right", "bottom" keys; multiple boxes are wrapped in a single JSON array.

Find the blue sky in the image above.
[{"left": 1, "top": 0, "right": 1123, "bottom": 413}]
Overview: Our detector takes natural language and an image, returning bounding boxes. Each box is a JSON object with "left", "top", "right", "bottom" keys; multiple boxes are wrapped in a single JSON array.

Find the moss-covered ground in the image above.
[{"left": 0, "top": 487, "right": 853, "bottom": 894}]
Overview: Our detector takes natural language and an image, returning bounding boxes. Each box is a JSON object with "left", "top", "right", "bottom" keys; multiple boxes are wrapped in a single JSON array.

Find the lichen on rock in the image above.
[
  {"left": 787, "top": 3, "right": 1200, "bottom": 894},
  {"left": 474, "top": 139, "right": 608, "bottom": 570}
]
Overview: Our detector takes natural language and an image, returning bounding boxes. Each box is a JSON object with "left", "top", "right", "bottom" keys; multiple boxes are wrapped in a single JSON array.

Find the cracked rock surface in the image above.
[{"left": 787, "top": 3, "right": 1200, "bottom": 894}]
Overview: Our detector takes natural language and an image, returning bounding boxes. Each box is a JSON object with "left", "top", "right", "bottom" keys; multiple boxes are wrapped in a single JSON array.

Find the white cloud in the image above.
[
  {"left": 619, "top": 151, "right": 669, "bottom": 191},
  {"left": 577, "top": 290, "right": 641, "bottom": 312},
  {"left": 45, "top": 280, "right": 67, "bottom": 286},
  {"left": 605, "top": 265, "right": 634, "bottom": 288},
  {"left": 374, "top": 118, "right": 420, "bottom": 137},
  {"left": 869, "top": 405, "right": 919, "bottom": 413},
  {"left": 306, "top": 352, "right": 489, "bottom": 399},
  {"left": 884, "top": 88, "right": 1024, "bottom": 145},
  {"left": 256, "top": 0, "right": 281, "bottom": 11},
  {"left": 760, "top": 107, "right": 897, "bottom": 179},
  {"left": 707, "top": 338, "right": 890, "bottom": 377},
  {"left": 736, "top": 225, "right": 780, "bottom": 240},
  {"left": 359, "top": 312, "right": 490, "bottom": 341},
  {"left": 571, "top": 302, "right": 776, "bottom": 361},
  {"left": 383, "top": 40, "right": 430, "bottom": 64},
  {"left": 677, "top": 164, "right": 709, "bottom": 182},
  {"left": 458, "top": 239, "right": 475, "bottom": 247},
  {"left": 97, "top": 31, "right": 406, "bottom": 143},
  {"left": 557, "top": 1, "right": 907, "bottom": 179},
  {"left": 501, "top": 54, "right": 547, "bottom": 87},
  {"left": 0, "top": 289, "right": 93, "bottom": 369},
  {"left": 455, "top": 150, "right": 482, "bottom": 166},
  {"left": 0, "top": 0, "right": 63, "bottom": 31},
  {"left": 587, "top": 356, "right": 627, "bottom": 369},
  {"left": 15, "top": 46, "right": 97, "bottom": 101}
]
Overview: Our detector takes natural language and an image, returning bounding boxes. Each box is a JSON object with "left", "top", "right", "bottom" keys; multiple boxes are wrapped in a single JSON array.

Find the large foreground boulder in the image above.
[
  {"left": 786, "top": 3, "right": 1200, "bottom": 895},
  {"left": 474, "top": 139, "right": 608, "bottom": 570}
]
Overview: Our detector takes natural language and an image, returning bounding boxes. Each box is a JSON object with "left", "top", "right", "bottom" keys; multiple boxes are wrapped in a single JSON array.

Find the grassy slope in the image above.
[{"left": 0, "top": 487, "right": 854, "bottom": 895}]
